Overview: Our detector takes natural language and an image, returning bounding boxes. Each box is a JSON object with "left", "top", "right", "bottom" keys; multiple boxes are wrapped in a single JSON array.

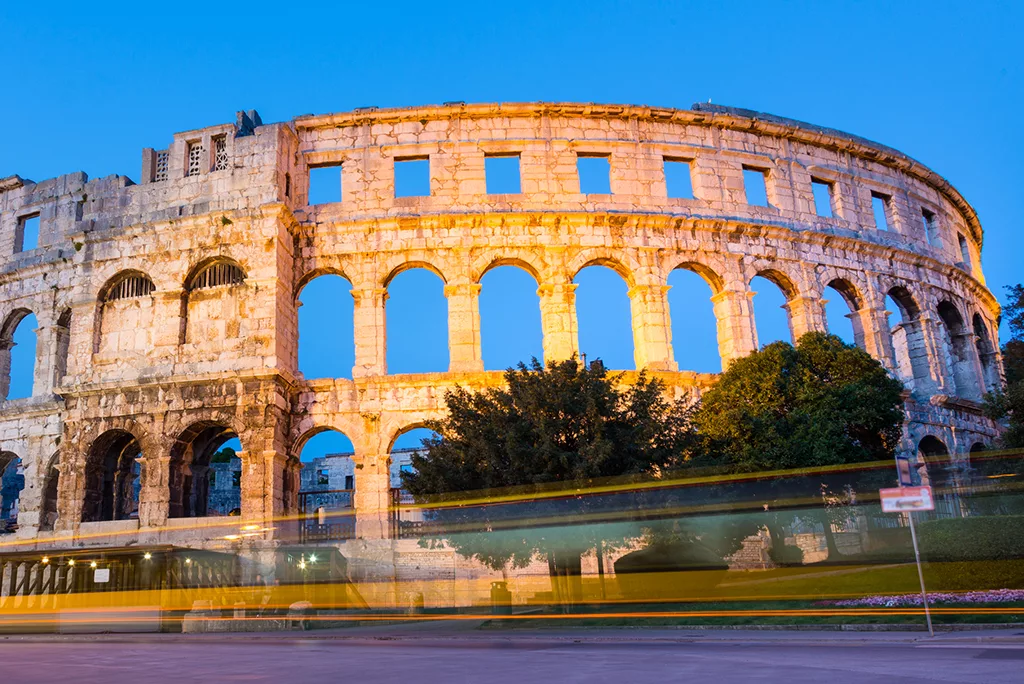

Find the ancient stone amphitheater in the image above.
[{"left": 0, "top": 102, "right": 1003, "bottom": 556}]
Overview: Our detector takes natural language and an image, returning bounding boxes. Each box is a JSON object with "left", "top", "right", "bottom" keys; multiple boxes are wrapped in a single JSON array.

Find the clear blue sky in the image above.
[{"left": 2, "top": 1, "right": 1020, "bottom": 459}]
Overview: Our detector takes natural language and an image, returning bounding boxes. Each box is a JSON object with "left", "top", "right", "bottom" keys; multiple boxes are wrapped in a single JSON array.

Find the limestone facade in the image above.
[{"left": 0, "top": 102, "right": 1003, "bottom": 552}]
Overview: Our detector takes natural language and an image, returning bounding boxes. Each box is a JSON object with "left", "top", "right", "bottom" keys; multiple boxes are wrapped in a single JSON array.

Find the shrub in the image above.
[{"left": 917, "top": 515, "right": 1024, "bottom": 562}]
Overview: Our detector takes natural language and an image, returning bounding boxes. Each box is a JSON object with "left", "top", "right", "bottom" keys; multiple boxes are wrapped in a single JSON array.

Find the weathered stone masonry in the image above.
[{"left": 0, "top": 102, "right": 1003, "bottom": 552}]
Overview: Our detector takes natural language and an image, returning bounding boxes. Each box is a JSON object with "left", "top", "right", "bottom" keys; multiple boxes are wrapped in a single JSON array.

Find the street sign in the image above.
[{"left": 879, "top": 486, "right": 935, "bottom": 512}]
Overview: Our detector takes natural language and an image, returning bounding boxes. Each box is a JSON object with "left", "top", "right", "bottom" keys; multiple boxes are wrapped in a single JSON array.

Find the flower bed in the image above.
[{"left": 821, "top": 589, "right": 1024, "bottom": 607}]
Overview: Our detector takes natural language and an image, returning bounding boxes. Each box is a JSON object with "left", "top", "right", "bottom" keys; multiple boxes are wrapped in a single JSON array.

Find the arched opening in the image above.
[
  {"left": 750, "top": 274, "right": 792, "bottom": 347},
  {"left": 973, "top": 313, "right": 1000, "bottom": 393},
  {"left": 918, "top": 435, "right": 949, "bottom": 458},
  {"left": 95, "top": 271, "right": 156, "bottom": 356},
  {"left": 386, "top": 268, "right": 448, "bottom": 374},
  {"left": 390, "top": 426, "right": 440, "bottom": 530},
  {"left": 39, "top": 454, "right": 60, "bottom": 532},
  {"left": 169, "top": 423, "right": 241, "bottom": 518},
  {"left": 82, "top": 430, "right": 142, "bottom": 523},
  {"left": 0, "top": 453, "right": 23, "bottom": 534},
  {"left": 1, "top": 310, "right": 38, "bottom": 400},
  {"left": 969, "top": 442, "right": 989, "bottom": 454},
  {"left": 574, "top": 265, "right": 634, "bottom": 369},
  {"left": 298, "top": 274, "right": 355, "bottom": 379},
  {"left": 824, "top": 279, "right": 861, "bottom": 347},
  {"left": 885, "top": 287, "right": 929, "bottom": 390},
  {"left": 937, "top": 301, "right": 981, "bottom": 400},
  {"left": 480, "top": 265, "right": 543, "bottom": 370},
  {"left": 182, "top": 259, "right": 248, "bottom": 350},
  {"left": 53, "top": 309, "right": 71, "bottom": 387},
  {"left": 298, "top": 429, "right": 356, "bottom": 541},
  {"left": 667, "top": 267, "right": 721, "bottom": 373}
]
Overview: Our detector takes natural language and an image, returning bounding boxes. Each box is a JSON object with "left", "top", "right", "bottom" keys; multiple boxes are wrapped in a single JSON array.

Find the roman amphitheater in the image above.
[{"left": 0, "top": 101, "right": 1004, "bottom": 575}]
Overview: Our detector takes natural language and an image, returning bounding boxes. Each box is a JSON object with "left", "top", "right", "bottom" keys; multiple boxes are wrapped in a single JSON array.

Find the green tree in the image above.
[
  {"left": 401, "top": 357, "right": 693, "bottom": 605},
  {"left": 985, "top": 284, "right": 1024, "bottom": 448},
  {"left": 690, "top": 332, "right": 906, "bottom": 560}
]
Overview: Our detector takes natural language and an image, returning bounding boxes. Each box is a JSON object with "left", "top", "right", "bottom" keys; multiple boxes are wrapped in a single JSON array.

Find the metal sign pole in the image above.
[{"left": 906, "top": 509, "right": 934, "bottom": 637}]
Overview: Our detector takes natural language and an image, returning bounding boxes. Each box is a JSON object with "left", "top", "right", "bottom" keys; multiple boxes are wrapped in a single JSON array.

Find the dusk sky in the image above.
[{"left": 1, "top": 1, "right": 1019, "bottom": 458}]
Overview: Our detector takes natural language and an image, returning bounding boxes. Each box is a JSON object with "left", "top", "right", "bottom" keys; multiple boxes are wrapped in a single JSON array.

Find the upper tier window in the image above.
[
  {"left": 106, "top": 275, "right": 155, "bottom": 301},
  {"left": 188, "top": 262, "right": 246, "bottom": 291}
]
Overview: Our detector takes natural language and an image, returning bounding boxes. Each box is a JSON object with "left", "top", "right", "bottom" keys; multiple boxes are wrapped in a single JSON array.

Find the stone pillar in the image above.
[
  {"left": 138, "top": 455, "right": 171, "bottom": 528},
  {"left": 854, "top": 306, "right": 896, "bottom": 370},
  {"left": 31, "top": 323, "right": 54, "bottom": 397},
  {"left": 785, "top": 295, "right": 827, "bottom": 341},
  {"left": 239, "top": 449, "right": 289, "bottom": 529},
  {"left": 0, "top": 340, "right": 12, "bottom": 400},
  {"left": 916, "top": 314, "right": 948, "bottom": 396},
  {"left": 351, "top": 287, "right": 388, "bottom": 377},
  {"left": 711, "top": 289, "right": 758, "bottom": 366},
  {"left": 628, "top": 284, "right": 677, "bottom": 372},
  {"left": 444, "top": 282, "right": 484, "bottom": 372},
  {"left": 354, "top": 453, "right": 392, "bottom": 540},
  {"left": 54, "top": 448, "right": 85, "bottom": 533},
  {"left": 538, "top": 282, "right": 579, "bottom": 363}
]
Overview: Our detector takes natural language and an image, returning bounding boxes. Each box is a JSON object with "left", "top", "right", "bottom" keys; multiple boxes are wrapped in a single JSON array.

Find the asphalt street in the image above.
[{"left": 1, "top": 625, "right": 1022, "bottom": 683}]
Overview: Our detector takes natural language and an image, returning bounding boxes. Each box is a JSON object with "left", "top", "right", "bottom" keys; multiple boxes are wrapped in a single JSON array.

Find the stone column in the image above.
[
  {"left": 239, "top": 449, "right": 289, "bottom": 529},
  {"left": 354, "top": 453, "right": 392, "bottom": 540},
  {"left": 31, "top": 323, "right": 55, "bottom": 397},
  {"left": 351, "top": 287, "right": 388, "bottom": 377},
  {"left": 54, "top": 448, "right": 85, "bottom": 533},
  {"left": 628, "top": 284, "right": 677, "bottom": 372},
  {"left": 916, "top": 314, "right": 948, "bottom": 396},
  {"left": 444, "top": 282, "right": 484, "bottom": 373},
  {"left": 0, "top": 340, "right": 12, "bottom": 399},
  {"left": 854, "top": 306, "right": 896, "bottom": 370},
  {"left": 711, "top": 289, "right": 758, "bottom": 366},
  {"left": 538, "top": 282, "right": 579, "bottom": 363},
  {"left": 138, "top": 455, "right": 171, "bottom": 528},
  {"left": 785, "top": 295, "right": 827, "bottom": 341}
]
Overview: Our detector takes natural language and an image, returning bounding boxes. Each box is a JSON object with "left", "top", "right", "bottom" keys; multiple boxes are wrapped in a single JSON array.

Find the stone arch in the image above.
[
  {"left": 296, "top": 271, "right": 356, "bottom": 379},
  {"left": 750, "top": 269, "right": 797, "bottom": 346},
  {"left": 168, "top": 420, "right": 242, "bottom": 518},
  {"left": 823, "top": 277, "right": 863, "bottom": 347},
  {"left": 568, "top": 253, "right": 637, "bottom": 289},
  {"left": 382, "top": 259, "right": 449, "bottom": 288},
  {"left": 574, "top": 261, "right": 635, "bottom": 369},
  {"left": 82, "top": 428, "right": 144, "bottom": 523},
  {"left": 884, "top": 285, "right": 930, "bottom": 390},
  {"left": 385, "top": 263, "right": 449, "bottom": 374},
  {"left": 937, "top": 299, "right": 982, "bottom": 400},
  {"left": 181, "top": 257, "right": 250, "bottom": 349},
  {"left": 671, "top": 260, "right": 725, "bottom": 295},
  {"left": 0, "top": 307, "right": 37, "bottom": 400},
  {"left": 385, "top": 421, "right": 440, "bottom": 455},
  {"left": 969, "top": 441, "right": 989, "bottom": 454},
  {"left": 472, "top": 252, "right": 546, "bottom": 284},
  {"left": 295, "top": 266, "right": 354, "bottom": 301},
  {"left": 479, "top": 260, "right": 543, "bottom": 370},
  {"left": 94, "top": 269, "right": 157, "bottom": 356},
  {"left": 667, "top": 262, "right": 724, "bottom": 373},
  {"left": 918, "top": 434, "right": 949, "bottom": 458},
  {"left": 0, "top": 451, "right": 23, "bottom": 532},
  {"left": 39, "top": 451, "right": 60, "bottom": 532}
]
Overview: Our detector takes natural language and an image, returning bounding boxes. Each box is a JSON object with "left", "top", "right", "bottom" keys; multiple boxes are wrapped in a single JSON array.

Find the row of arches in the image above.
[{"left": 296, "top": 259, "right": 999, "bottom": 402}]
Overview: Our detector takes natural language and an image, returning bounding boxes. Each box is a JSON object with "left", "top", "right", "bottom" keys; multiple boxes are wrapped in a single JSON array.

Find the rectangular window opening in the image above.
[
  {"left": 577, "top": 154, "right": 611, "bottom": 195},
  {"left": 186, "top": 141, "right": 205, "bottom": 177},
  {"left": 309, "top": 165, "right": 342, "bottom": 205},
  {"left": 232, "top": 471, "right": 241, "bottom": 488},
  {"left": 394, "top": 157, "right": 431, "bottom": 197},
  {"left": 921, "top": 208, "right": 938, "bottom": 245},
  {"left": 344, "top": 475, "right": 354, "bottom": 490},
  {"left": 664, "top": 158, "right": 694, "bottom": 199},
  {"left": 958, "top": 233, "right": 972, "bottom": 269},
  {"left": 484, "top": 154, "right": 521, "bottom": 194},
  {"left": 212, "top": 135, "right": 229, "bottom": 171},
  {"left": 317, "top": 469, "right": 329, "bottom": 486},
  {"left": 811, "top": 179, "right": 834, "bottom": 218},
  {"left": 742, "top": 166, "right": 770, "bottom": 207},
  {"left": 17, "top": 214, "right": 40, "bottom": 252},
  {"left": 871, "top": 192, "right": 891, "bottom": 231}
]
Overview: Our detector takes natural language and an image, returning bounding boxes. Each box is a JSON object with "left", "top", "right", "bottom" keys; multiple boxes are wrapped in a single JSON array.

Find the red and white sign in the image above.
[{"left": 879, "top": 486, "right": 935, "bottom": 512}]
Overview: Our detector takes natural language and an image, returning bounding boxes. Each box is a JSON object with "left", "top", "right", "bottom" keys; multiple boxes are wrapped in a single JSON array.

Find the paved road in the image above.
[{"left": 1, "top": 625, "right": 1023, "bottom": 683}]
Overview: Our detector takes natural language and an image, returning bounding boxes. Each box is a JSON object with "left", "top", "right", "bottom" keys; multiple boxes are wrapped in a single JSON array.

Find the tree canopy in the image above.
[
  {"left": 690, "top": 332, "right": 906, "bottom": 471},
  {"left": 984, "top": 284, "right": 1024, "bottom": 447}
]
